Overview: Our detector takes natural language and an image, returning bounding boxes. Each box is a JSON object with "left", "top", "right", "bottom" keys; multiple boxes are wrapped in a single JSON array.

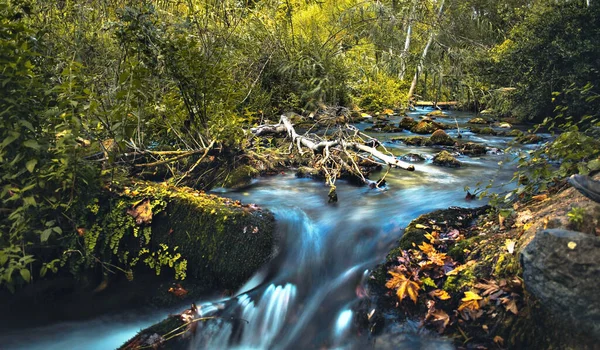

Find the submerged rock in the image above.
[
  {"left": 507, "top": 129, "right": 524, "bottom": 137},
  {"left": 400, "top": 153, "right": 426, "bottom": 162},
  {"left": 470, "top": 126, "right": 498, "bottom": 135},
  {"left": 433, "top": 150, "right": 461, "bottom": 168},
  {"left": 394, "top": 136, "right": 428, "bottom": 146},
  {"left": 521, "top": 229, "right": 600, "bottom": 342}
]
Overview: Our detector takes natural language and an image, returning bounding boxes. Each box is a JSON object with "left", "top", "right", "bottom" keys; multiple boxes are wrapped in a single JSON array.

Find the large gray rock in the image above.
[{"left": 521, "top": 229, "right": 600, "bottom": 341}]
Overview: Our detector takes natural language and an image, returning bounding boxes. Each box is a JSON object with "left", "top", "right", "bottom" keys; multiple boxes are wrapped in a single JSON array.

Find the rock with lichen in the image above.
[
  {"left": 468, "top": 117, "right": 488, "bottom": 124},
  {"left": 432, "top": 150, "right": 461, "bottom": 167},
  {"left": 429, "top": 129, "right": 455, "bottom": 146},
  {"left": 399, "top": 117, "right": 418, "bottom": 130},
  {"left": 411, "top": 120, "right": 447, "bottom": 134},
  {"left": 426, "top": 110, "right": 448, "bottom": 117}
]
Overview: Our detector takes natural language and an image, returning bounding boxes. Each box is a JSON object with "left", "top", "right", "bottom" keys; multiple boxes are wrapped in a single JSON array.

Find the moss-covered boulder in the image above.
[
  {"left": 457, "top": 142, "right": 487, "bottom": 156},
  {"left": 433, "top": 150, "right": 461, "bottom": 167},
  {"left": 468, "top": 117, "right": 488, "bottom": 124},
  {"left": 429, "top": 129, "right": 454, "bottom": 146},
  {"left": 470, "top": 126, "right": 497, "bottom": 135},
  {"left": 146, "top": 182, "right": 275, "bottom": 289},
  {"left": 426, "top": 110, "right": 447, "bottom": 117},
  {"left": 411, "top": 120, "right": 446, "bottom": 134},
  {"left": 508, "top": 129, "right": 524, "bottom": 137},
  {"left": 393, "top": 136, "right": 428, "bottom": 146},
  {"left": 399, "top": 117, "right": 418, "bottom": 130},
  {"left": 222, "top": 165, "right": 259, "bottom": 189}
]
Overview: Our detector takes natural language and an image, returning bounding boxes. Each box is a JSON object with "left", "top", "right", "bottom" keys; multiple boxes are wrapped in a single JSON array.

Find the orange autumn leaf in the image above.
[
  {"left": 385, "top": 271, "right": 421, "bottom": 304},
  {"left": 418, "top": 241, "right": 435, "bottom": 255},
  {"left": 493, "top": 335, "right": 505, "bottom": 346},
  {"left": 427, "top": 251, "right": 448, "bottom": 266},
  {"left": 127, "top": 198, "right": 153, "bottom": 225},
  {"left": 429, "top": 289, "right": 451, "bottom": 300}
]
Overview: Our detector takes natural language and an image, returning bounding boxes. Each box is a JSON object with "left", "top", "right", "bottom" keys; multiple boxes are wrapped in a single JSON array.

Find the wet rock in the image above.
[
  {"left": 470, "top": 127, "right": 497, "bottom": 135},
  {"left": 501, "top": 117, "right": 521, "bottom": 125},
  {"left": 400, "top": 153, "right": 426, "bottom": 162},
  {"left": 468, "top": 117, "right": 488, "bottom": 124},
  {"left": 296, "top": 166, "right": 323, "bottom": 179},
  {"left": 394, "top": 136, "right": 427, "bottom": 146},
  {"left": 411, "top": 120, "right": 447, "bottom": 134},
  {"left": 521, "top": 229, "right": 600, "bottom": 341},
  {"left": 497, "top": 122, "right": 512, "bottom": 128},
  {"left": 433, "top": 150, "right": 461, "bottom": 168},
  {"left": 517, "top": 134, "right": 543, "bottom": 144},
  {"left": 426, "top": 110, "right": 447, "bottom": 117},
  {"left": 419, "top": 116, "right": 435, "bottom": 121},
  {"left": 457, "top": 142, "right": 487, "bottom": 156},
  {"left": 223, "top": 165, "right": 259, "bottom": 189},
  {"left": 507, "top": 129, "right": 524, "bottom": 137},
  {"left": 429, "top": 129, "right": 455, "bottom": 146},
  {"left": 399, "top": 117, "right": 417, "bottom": 130}
]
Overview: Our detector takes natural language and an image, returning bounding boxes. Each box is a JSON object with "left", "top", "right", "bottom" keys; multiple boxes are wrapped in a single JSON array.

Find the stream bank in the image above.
[
  {"left": 360, "top": 174, "right": 600, "bottom": 349},
  {"left": 0, "top": 181, "right": 275, "bottom": 330}
]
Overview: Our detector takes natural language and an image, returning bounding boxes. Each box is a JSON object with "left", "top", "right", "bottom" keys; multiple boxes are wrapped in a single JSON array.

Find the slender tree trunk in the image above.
[
  {"left": 399, "top": 0, "right": 417, "bottom": 81},
  {"left": 407, "top": 0, "right": 445, "bottom": 101}
]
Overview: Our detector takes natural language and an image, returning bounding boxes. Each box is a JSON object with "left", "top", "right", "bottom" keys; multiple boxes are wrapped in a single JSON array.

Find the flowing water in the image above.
[{"left": 0, "top": 109, "right": 538, "bottom": 349}]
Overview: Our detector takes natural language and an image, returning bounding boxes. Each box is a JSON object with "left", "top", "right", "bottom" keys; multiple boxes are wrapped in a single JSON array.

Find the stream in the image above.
[{"left": 0, "top": 109, "right": 538, "bottom": 349}]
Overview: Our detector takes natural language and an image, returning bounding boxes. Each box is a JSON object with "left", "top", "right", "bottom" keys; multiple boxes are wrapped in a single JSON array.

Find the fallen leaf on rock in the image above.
[
  {"left": 567, "top": 241, "right": 577, "bottom": 249},
  {"left": 474, "top": 280, "right": 501, "bottom": 296},
  {"left": 430, "top": 309, "right": 450, "bottom": 333},
  {"left": 532, "top": 194, "right": 548, "bottom": 202},
  {"left": 415, "top": 223, "right": 429, "bottom": 229},
  {"left": 502, "top": 297, "right": 518, "bottom": 315},
  {"left": 458, "top": 291, "right": 482, "bottom": 312},
  {"left": 385, "top": 271, "right": 421, "bottom": 304}
]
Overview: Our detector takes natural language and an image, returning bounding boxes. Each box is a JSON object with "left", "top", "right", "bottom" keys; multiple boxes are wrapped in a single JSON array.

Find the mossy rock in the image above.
[
  {"left": 468, "top": 117, "right": 488, "bottom": 124},
  {"left": 119, "top": 315, "right": 187, "bottom": 350},
  {"left": 429, "top": 129, "right": 454, "bottom": 146},
  {"left": 149, "top": 183, "right": 275, "bottom": 289},
  {"left": 426, "top": 110, "right": 447, "bottom": 117},
  {"left": 508, "top": 129, "right": 524, "bottom": 137},
  {"left": 394, "top": 136, "right": 428, "bottom": 146},
  {"left": 393, "top": 206, "right": 489, "bottom": 253},
  {"left": 399, "top": 117, "right": 418, "bottom": 129},
  {"left": 432, "top": 150, "right": 461, "bottom": 168},
  {"left": 296, "top": 166, "right": 323, "bottom": 179},
  {"left": 222, "top": 165, "right": 259, "bottom": 189},
  {"left": 471, "top": 127, "right": 497, "bottom": 135},
  {"left": 411, "top": 120, "right": 447, "bottom": 134},
  {"left": 457, "top": 142, "right": 487, "bottom": 156}
]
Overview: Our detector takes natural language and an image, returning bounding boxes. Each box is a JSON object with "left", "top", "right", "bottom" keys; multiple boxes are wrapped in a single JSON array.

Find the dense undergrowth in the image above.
[{"left": 1, "top": 0, "right": 600, "bottom": 294}]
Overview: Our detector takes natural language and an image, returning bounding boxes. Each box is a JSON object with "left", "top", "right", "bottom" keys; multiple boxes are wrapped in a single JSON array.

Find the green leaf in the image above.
[
  {"left": 588, "top": 159, "right": 600, "bottom": 172},
  {"left": 41, "top": 228, "right": 52, "bottom": 242},
  {"left": 22, "top": 139, "right": 40, "bottom": 150},
  {"left": 25, "top": 159, "right": 37, "bottom": 173},
  {"left": 20, "top": 269, "right": 31, "bottom": 282}
]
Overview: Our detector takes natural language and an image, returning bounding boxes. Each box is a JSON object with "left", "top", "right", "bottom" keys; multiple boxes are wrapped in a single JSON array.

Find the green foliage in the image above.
[
  {"left": 567, "top": 207, "right": 586, "bottom": 225},
  {"left": 350, "top": 72, "right": 408, "bottom": 112}
]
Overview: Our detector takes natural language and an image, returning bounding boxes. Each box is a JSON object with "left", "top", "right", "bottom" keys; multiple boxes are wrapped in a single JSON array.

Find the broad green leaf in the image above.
[
  {"left": 588, "top": 159, "right": 600, "bottom": 171},
  {"left": 41, "top": 228, "right": 53, "bottom": 242},
  {"left": 19, "top": 268, "right": 31, "bottom": 282},
  {"left": 25, "top": 159, "right": 37, "bottom": 173},
  {"left": 22, "top": 139, "right": 40, "bottom": 150}
]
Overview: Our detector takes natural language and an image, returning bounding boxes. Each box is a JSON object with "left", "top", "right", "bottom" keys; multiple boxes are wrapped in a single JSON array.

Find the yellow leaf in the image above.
[
  {"left": 493, "top": 336, "right": 505, "bottom": 346},
  {"left": 415, "top": 223, "right": 429, "bottom": 229},
  {"left": 429, "top": 289, "right": 451, "bottom": 300},
  {"left": 567, "top": 241, "right": 577, "bottom": 249},
  {"left": 462, "top": 291, "right": 483, "bottom": 301},
  {"left": 385, "top": 271, "right": 421, "bottom": 304},
  {"left": 418, "top": 242, "right": 435, "bottom": 254}
]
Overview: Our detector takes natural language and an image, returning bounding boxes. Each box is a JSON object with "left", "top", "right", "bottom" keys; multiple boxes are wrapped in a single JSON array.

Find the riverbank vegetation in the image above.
[{"left": 1, "top": 0, "right": 600, "bottom": 347}]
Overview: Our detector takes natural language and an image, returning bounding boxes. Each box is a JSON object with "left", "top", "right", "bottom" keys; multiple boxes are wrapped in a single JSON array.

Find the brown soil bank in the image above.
[
  {"left": 0, "top": 181, "right": 275, "bottom": 329},
  {"left": 360, "top": 175, "right": 600, "bottom": 349}
]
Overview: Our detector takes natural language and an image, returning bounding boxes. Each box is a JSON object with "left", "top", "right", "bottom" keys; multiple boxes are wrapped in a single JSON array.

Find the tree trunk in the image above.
[{"left": 407, "top": 0, "right": 445, "bottom": 101}]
